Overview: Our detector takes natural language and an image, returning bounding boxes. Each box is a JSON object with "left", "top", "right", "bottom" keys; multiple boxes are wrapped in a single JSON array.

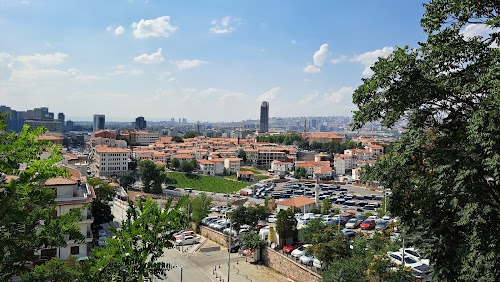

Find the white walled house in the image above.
[
  {"left": 94, "top": 146, "right": 131, "bottom": 177},
  {"left": 271, "top": 160, "right": 293, "bottom": 174},
  {"left": 224, "top": 157, "right": 241, "bottom": 173}
]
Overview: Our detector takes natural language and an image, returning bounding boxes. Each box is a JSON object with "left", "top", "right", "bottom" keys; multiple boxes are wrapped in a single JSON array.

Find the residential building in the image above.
[
  {"left": 198, "top": 159, "right": 216, "bottom": 175},
  {"left": 25, "top": 119, "right": 62, "bottom": 132},
  {"left": 313, "top": 166, "right": 333, "bottom": 180},
  {"left": 237, "top": 170, "right": 254, "bottom": 182},
  {"left": 224, "top": 157, "right": 241, "bottom": 173},
  {"left": 260, "top": 101, "right": 269, "bottom": 133},
  {"left": 294, "top": 161, "right": 331, "bottom": 177},
  {"left": 37, "top": 168, "right": 95, "bottom": 260},
  {"left": 129, "top": 131, "right": 159, "bottom": 145},
  {"left": 173, "top": 154, "right": 195, "bottom": 163},
  {"left": 94, "top": 146, "right": 131, "bottom": 177},
  {"left": 135, "top": 116, "right": 147, "bottom": 130},
  {"left": 93, "top": 114, "right": 105, "bottom": 132},
  {"left": 270, "top": 160, "right": 293, "bottom": 175},
  {"left": 307, "top": 132, "right": 343, "bottom": 144},
  {"left": 333, "top": 154, "right": 353, "bottom": 175},
  {"left": 276, "top": 196, "right": 316, "bottom": 213}
]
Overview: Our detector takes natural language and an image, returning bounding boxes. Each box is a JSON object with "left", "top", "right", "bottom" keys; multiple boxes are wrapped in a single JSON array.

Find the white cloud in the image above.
[
  {"left": 131, "top": 16, "right": 177, "bottom": 39},
  {"left": 167, "top": 77, "right": 176, "bottom": 82},
  {"left": 330, "top": 56, "right": 347, "bottom": 64},
  {"left": 209, "top": 16, "right": 239, "bottom": 34},
  {"left": 303, "top": 65, "right": 320, "bottom": 73},
  {"left": 106, "top": 26, "right": 113, "bottom": 31},
  {"left": 326, "top": 86, "right": 354, "bottom": 104},
  {"left": 107, "top": 65, "right": 144, "bottom": 76},
  {"left": 460, "top": 23, "right": 499, "bottom": 47},
  {"left": 257, "top": 86, "right": 280, "bottom": 102},
  {"left": 352, "top": 47, "right": 394, "bottom": 76},
  {"left": 174, "top": 59, "right": 207, "bottom": 71},
  {"left": 313, "top": 43, "right": 329, "bottom": 66},
  {"left": 115, "top": 26, "right": 125, "bottom": 35},
  {"left": 15, "top": 52, "right": 68, "bottom": 68},
  {"left": 134, "top": 48, "right": 164, "bottom": 64}
]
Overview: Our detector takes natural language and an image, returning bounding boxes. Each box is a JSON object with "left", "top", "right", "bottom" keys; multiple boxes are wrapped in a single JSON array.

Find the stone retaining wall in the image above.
[
  {"left": 261, "top": 247, "right": 321, "bottom": 282},
  {"left": 199, "top": 226, "right": 229, "bottom": 247}
]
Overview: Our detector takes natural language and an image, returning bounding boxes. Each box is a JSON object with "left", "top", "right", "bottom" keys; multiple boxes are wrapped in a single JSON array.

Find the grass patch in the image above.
[
  {"left": 255, "top": 175, "right": 271, "bottom": 181},
  {"left": 167, "top": 172, "right": 248, "bottom": 193},
  {"left": 240, "top": 167, "right": 263, "bottom": 174}
]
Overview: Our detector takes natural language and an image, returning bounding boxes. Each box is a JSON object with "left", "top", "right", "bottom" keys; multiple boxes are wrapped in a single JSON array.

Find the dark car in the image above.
[
  {"left": 229, "top": 242, "right": 242, "bottom": 253},
  {"left": 360, "top": 220, "right": 376, "bottom": 230},
  {"left": 375, "top": 220, "right": 389, "bottom": 230}
]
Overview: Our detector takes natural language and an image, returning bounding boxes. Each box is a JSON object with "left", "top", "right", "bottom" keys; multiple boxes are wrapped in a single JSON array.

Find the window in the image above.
[
  {"left": 70, "top": 246, "right": 79, "bottom": 255},
  {"left": 41, "top": 248, "right": 57, "bottom": 258}
]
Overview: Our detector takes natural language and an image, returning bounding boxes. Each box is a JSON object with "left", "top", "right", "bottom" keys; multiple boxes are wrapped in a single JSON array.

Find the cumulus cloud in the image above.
[
  {"left": 131, "top": 16, "right": 177, "bottom": 39},
  {"left": 257, "top": 87, "right": 280, "bottom": 102},
  {"left": 174, "top": 59, "right": 207, "bottom": 71},
  {"left": 115, "top": 26, "right": 125, "bottom": 35},
  {"left": 303, "top": 65, "right": 320, "bottom": 73},
  {"left": 352, "top": 47, "right": 394, "bottom": 76},
  {"left": 15, "top": 52, "right": 68, "bottom": 68},
  {"left": 313, "top": 43, "right": 329, "bottom": 66},
  {"left": 460, "top": 23, "right": 499, "bottom": 47},
  {"left": 134, "top": 48, "right": 164, "bottom": 64},
  {"left": 209, "top": 16, "right": 239, "bottom": 34},
  {"left": 326, "top": 86, "right": 354, "bottom": 104}
]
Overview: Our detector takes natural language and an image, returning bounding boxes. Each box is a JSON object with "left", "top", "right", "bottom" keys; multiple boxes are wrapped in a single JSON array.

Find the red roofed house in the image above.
[
  {"left": 308, "top": 132, "right": 343, "bottom": 144},
  {"left": 237, "top": 170, "right": 254, "bottom": 182},
  {"left": 198, "top": 159, "right": 216, "bottom": 176},
  {"left": 276, "top": 196, "right": 317, "bottom": 213},
  {"left": 37, "top": 167, "right": 95, "bottom": 260},
  {"left": 224, "top": 157, "right": 241, "bottom": 173},
  {"left": 173, "top": 154, "right": 195, "bottom": 163},
  {"left": 313, "top": 166, "right": 333, "bottom": 180}
]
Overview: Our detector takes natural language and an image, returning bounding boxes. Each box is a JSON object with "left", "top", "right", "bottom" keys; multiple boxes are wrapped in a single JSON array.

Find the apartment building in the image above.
[
  {"left": 37, "top": 169, "right": 95, "bottom": 260},
  {"left": 224, "top": 157, "right": 241, "bottom": 173},
  {"left": 307, "top": 132, "right": 343, "bottom": 144},
  {"left": 129, "top": 131, "right": 160, "bottom": 145},
  {"left": 294, "top": 160, "right": 331, "bottom": 177},
  {"left": 94, "top": 146, "right": 131, "bottom": 177},
  {"left": 333, "top": 154, "right": 353, "bottom": 175},
  {"left": 270, "top": 160, "right": 293, "bottom": 174},
  {"left": 198, "top": 159, "right": 216, "bottom": 176}
]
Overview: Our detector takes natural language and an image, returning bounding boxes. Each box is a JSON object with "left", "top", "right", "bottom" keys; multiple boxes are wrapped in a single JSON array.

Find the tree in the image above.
[
  {"left": 128, "top": 157, "right": 138, "bottom": 172},
  {"left": 171, "top": 136, "right": 183, "bottom": 143},
  {"left": 299, "top": 218, "right": 326, "bottom": 244},
  {"left": 19, "top": 256, "right": 81, "bottom": 282},
  {"left": 231, "top": 205, "right": 270, "bottom": 234},
  {"left": 241, "top": 231, "right": 266, "bottom": 251},
  {"left": 293, "top": 167, "right": 307, "bottom": 179},
  {"left": 180, "top": 161, "right": 195, "bottom": 174},
  {"left": 351, "top": 1, "right": 500, "bottom": 280},
  {"left": 321, "top": 198, "right": 332, "bottom": 215},
  {"left": 171, "top": 158, "right": 180, "bottom": 170},
  {"left": 87, "top": 178, "right": 116, "bottom": 228},
  {"left": 0, "top": 118, "right": 84, "bottom": 279},
  {"left": 190, "top": 193, "right": 212, "bottom": 230},
  {"left": 84, "top": 197, "right": 190, "bottom": 281},
  {"left": 238, "top": 149, "right": 247, "bottom": 163},
  {"left": 138, "top": 160, "right": 166, "bottom": 194},
  {"left": 275, "top": 208, "right": 298, "bottom": 245},
  {"left": 119, "top": 172, "right": 135, "bottom": 190},
  {"left": 183, "top": 131, "right": 196, "bottom": 138}
]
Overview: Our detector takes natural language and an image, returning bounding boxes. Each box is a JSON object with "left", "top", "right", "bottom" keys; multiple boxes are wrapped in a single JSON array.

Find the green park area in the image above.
[{"left": 167, "top": 172, "right": 248, "bottom": 193}]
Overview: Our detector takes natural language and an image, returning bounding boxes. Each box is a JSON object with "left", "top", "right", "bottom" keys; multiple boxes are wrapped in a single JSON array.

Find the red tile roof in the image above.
[{"left": 278, "top": 196, "right": 316, "bottom": 207}]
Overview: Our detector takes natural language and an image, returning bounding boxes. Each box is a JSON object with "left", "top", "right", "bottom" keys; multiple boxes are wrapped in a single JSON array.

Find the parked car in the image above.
[
  {"left": 360, "top": 219, "right": 376, "bottom": 230},
  {"left": 412, "top": 263, "right": 433, "bottom": 281},
  {"left": 375, "top": 220, "right": 389, "bottom": 230},
  {"left": 210, "top": 206, "right": 222, "bottom": 212},
  {"left": 283, "top": 242, "right": 304, "bottom": 254},
  {"left": 291, "top": 244, "right": 312, "bottom": 259},
  {"left": 299, "top": 254, "right": 315, "bottom": 266},
  {"left": 313, "top": 258, "right": 325, "bottom": 270},
  {"left": 341, "top": 228, "right": 357, "bottom": 238},
  {"left": 345, "top": 218, "right": 361, "bottom": 229},
  {"left": 228, "top": 242, "right": 242, "bottom": 253},
  {"left": 387, "top": 251, "right": 422, "bottom": 268},
  {"left": 175, "top": 235, "right": 200, "bottom": 246},
  {"left": 400, "top": 248, "right": 430, "bottom": 265},
  {"left": 174, "top": 231, "right": 196, "bottom": 238},
  {"left": 267, "top": 214, "right": 277, "bottom": 223}
]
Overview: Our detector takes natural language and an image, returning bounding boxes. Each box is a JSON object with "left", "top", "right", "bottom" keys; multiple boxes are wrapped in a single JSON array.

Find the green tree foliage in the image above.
[
  {"left": 128, "top": 157, "right": 138, "bottom": 172},
  {"left": 171, "top": 158, "right": 180, "bottom": 170},
  {"left": 138, "top": 160, "right": 166, "bottom": 194},
  {"left": 231, "top": 205, "right": 270, "bottom": 233},
  {"left": 183, "top": 131, "right": 197, "bottom": 138},
  {"left": 321, "top": 198, "right": 332, "bottom": 214},
  {"left": 275, "top": 208, "right": 298, "bottom": 245},
  {"left": 19, "top": 256, "right": 81, "bottom": 282},
  {"left": 238, "top": 149, "right": 247, "bottom": 163},
  {"left": 293, "top": 167, "right": 307, "bottom": 179},
  {"left": 298, "top": 218, "right": 326, "bottom": 244},
  {"left": 0, "top": 119, "right": 83, "bottom": 279},
  {"left": 119, "top": 172, "right": 135, "bottom": 189},
  {"left": 171, "top": 136, "right": 184, "bottom": 143},
  {"left": 351, "top": 1, "right": 500, "bottom": 280},
  {"left": 241, "top": 231, "right": 266, "bottom": 250},
  {"left": 84, "top": 197, "right": 190, "bottom": 281},
  {"left": 190, "top": 192, "right": 212, "bottom": 229},
  {"left": 87, "top": 177, "right": 116, "bottom": 227},
  {"left": 179, "top": 161, "right": 195, "bottom": 174},
  {"left": 256, "top": 132, "right": 304, "bottom": 145}
]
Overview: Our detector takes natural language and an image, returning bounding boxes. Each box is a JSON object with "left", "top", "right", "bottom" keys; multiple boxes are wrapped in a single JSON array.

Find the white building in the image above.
[
  {"left": 129, "top": 131, "right": 160, "bottom": 145},
  {"left": 94, "top": 146, "right": 131, "bottom": 177},
  {"left": 224, "top": 157, "right": 241, "bottom": 173},
  {"left": 270, "top": 160, "right": 293, "bottom": 174},
  {"left": 37, "top": 170, "right": 95, "bottom": 260},
  {"left": 198, "top": 159, "right": 216, "bottom": 175}
]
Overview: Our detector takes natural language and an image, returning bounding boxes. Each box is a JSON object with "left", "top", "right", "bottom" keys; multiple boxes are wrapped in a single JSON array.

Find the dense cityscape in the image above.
[{"left": 1, "top": 1, "right": 499, "bottom": 282}]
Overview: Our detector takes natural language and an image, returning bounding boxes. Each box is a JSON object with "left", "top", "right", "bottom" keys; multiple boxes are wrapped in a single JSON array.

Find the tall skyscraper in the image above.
[
  {"left": 93, "top": 114, "right": 105, "bottom": 132},
  {"left": 58, "top": 113, "right": 65, "bottom": 132},
  {"left": 135, "top": 116, "right": 146, "bottom": 130},
  {"left": 260, "top": 101, "right": 269, "bottom": 133}
]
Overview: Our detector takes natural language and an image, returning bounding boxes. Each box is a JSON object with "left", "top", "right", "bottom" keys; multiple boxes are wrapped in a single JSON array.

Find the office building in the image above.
[
  {"left": 93, "top": 114, "right": 105, "bottom": 132},
  {"left": 135, "top": 116, "right": 146, "bottom": 130},
  {"left": 25, "top": 119, "right": 62, "bottom": 132},
  {"left": 260, "top": 101, "right": 269, "bottom": 133},
  {"left": 58, "top": 113, "right": 65, "bottom": 132}
]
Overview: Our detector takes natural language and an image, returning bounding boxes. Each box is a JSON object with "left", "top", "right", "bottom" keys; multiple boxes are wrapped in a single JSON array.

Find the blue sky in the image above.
[{"left": 0, "top": 0, "right": 428, "bottom": 122}]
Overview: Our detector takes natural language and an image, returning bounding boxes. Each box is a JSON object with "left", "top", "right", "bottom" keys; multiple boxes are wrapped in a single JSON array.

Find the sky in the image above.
[{"left": 0, "top": 0, "right": 431, "bottom": 122}]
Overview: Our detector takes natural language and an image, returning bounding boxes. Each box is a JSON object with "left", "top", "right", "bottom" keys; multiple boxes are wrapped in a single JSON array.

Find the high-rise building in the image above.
[
  {"left": 135, "top": 116, "right": 146, "bottom": 130},
  {"left": 182, "top": 118, "right": 187, "bottom": 124},
  {"left": 58, "top": 113, "right": 65, "bottom": 132},
  {"left": 260, "top": 101, "right": 269, "bottom": 133},
  {"left": 66, "top": 120, "right": 74, "bottom": 131},
  {"left": 93, "top": 114, "right": 105, "bottom": 132}
]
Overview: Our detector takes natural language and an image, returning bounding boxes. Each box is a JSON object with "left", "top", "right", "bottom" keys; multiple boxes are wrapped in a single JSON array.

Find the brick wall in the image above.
[
  {"left": 199, "top": 226, "right": 229, "bottom": 247},
  {"left": 261, "top": 247, "right": 321, "bottom": 282}
]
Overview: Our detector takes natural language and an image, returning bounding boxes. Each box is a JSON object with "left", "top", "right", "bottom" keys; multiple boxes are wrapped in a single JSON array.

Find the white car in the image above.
[
  {"left": 175, "top": 235, "right": 200, "bottom": 245},
  {"left": 299, "top": 254, "right": 315, "bottom": 266},
  {"left": 400, "top": 248, "right": 430, "bottom": 265},
  {"left": 267, "top": 215, "right": 277, "bottom": 223},
  {"left": 345, "top": 218, "right": 360, "bottom": 229},
  {"left": 387, "top": 252, "right": 422, "bottom": 268},
  {"left": 291, "top": 244, "right": 312, "bottom": 259},
  {"left": 210, "top": 206, "right": 221, "bottom": 212},
  {"left": 313, "top": 258, "right": 325, "bottom": 270}
]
